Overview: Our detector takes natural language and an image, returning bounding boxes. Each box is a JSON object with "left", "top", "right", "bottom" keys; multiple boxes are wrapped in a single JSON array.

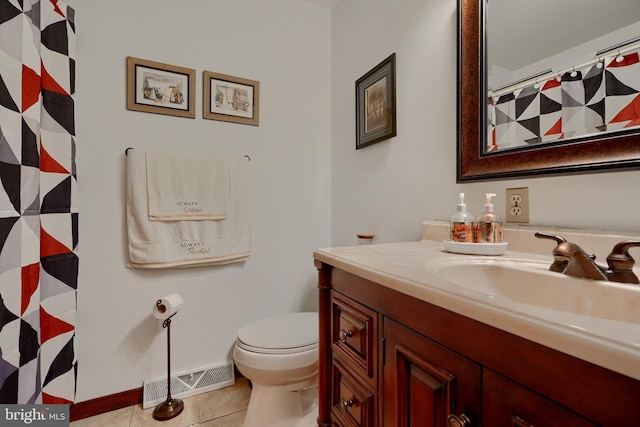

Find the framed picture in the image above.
[
  {"left": 203, "top": 71, "right": 260, "bottom": 126},
  {"left": 356, "top": 53, "right": 397, "bottom": 149},
  {"left": 126, "top": 57, "right": 195, "bottom": 118}
]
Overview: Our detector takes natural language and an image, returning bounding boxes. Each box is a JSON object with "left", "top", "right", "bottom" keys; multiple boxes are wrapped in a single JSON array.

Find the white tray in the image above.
[{"left": 443, "top": 240, "right": 508, "bottom": 256}]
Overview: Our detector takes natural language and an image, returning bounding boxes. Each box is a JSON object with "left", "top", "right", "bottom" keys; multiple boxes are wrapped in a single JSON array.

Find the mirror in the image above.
[{"left": 457, "top": 0, "right": 640, "bottom": 181}]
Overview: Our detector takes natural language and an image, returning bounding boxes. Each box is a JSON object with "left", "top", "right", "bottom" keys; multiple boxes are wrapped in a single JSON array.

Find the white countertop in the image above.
[{"left": 314, "top": 238, "right": 640, "bottom": 381}]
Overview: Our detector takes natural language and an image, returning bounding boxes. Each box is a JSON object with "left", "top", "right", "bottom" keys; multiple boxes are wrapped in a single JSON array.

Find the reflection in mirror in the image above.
[
  {"left": 486, "top": 0, "right": 640, "bottom": 154},
  {"left": 457, "top": 0, "right": 640, "bottom": 181}
]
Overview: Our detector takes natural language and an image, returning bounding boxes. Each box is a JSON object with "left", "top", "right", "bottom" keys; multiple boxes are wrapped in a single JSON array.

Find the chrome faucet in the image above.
[{"left": 535, "top": 232, "right": 640, "bottom": 284}]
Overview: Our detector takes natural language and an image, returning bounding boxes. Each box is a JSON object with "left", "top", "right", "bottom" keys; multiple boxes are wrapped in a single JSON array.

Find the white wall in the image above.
[
  {"left": 65, "top": 0, "right": 640, "bottom": 404},
  {"left": 69, "top": 0, "right": 331, "bottom": 402},
  {"left": 331, "top": 0, "right": 640, "bottom": 248}
]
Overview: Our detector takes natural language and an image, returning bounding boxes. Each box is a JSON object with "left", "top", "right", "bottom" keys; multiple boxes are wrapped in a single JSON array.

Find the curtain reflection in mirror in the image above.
[{"left": 487, "top": 49, "right": 640, "bottom": 153}]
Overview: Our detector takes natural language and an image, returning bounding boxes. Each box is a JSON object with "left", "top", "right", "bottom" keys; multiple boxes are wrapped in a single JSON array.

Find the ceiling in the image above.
[
  {"left": 305, "top": 0, "right": 340, "bottom": 9},
  {"left": 488, "top": 0, "right": 640, "bottom": 71},
  {"left": 303, "top": 0, "right": 640, "bottom": 74}
]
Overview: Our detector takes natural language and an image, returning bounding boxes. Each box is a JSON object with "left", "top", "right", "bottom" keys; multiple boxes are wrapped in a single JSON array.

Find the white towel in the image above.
[
  {"left": 146, "top": 151, "right": 229, "bottom": 221},
  {"left": 126, "top": 150, "right": 252, "bottom": 268}
]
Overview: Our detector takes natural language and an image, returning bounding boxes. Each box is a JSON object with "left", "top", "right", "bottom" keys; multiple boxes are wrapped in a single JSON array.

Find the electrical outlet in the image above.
[{"left": 506, "top": 187, "right": 529, "bottom": 223}]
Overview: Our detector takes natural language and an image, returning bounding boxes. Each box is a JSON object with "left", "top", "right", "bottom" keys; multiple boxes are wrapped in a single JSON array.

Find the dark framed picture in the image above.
[
  {"left": 356, "top": 53, "right": 397, "bottom": 149},
  {"left": 126, "top": 57, "right": 195, "bottom": 118},
  {"left": 203, "top": 71, "right": 260, "bottom": 126}
]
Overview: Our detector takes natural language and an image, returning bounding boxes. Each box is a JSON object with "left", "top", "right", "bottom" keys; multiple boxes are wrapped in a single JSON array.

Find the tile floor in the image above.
[{"left": 70, "top": 377, "right": 251, "bottom": 427}]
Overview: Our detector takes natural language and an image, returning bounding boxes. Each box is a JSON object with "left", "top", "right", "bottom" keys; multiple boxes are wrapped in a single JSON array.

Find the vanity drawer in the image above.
[
  {"left": 330, "top": 291, "right": 378, "bottom": 385},
  {"left": 482, "top": 369, "right": 598, "bottom": 427},
  {"left": 331, "top": 359, "right": 376, "bottom": 427}
]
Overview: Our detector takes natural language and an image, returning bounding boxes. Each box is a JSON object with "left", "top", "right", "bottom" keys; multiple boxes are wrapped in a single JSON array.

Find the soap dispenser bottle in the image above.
[
  {"left": 450, "top": 193, "right": 475, "bottom": 242},
  {"left": 475, "top": 193, "right": 503, "bottom": 243}
]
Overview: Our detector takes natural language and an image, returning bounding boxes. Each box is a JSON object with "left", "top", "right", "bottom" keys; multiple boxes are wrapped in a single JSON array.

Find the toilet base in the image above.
[
  {"left": 242, "top": 383, "right": 317, "bottom": 427},
  {"left": 294, "top": 406, "right": 319, "bottom": 427}
]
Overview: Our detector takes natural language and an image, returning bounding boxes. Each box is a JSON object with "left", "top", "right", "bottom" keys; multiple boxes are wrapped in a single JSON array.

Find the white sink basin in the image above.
[{"left": 427, "top": 257, "right": 640, "bottom": 324}]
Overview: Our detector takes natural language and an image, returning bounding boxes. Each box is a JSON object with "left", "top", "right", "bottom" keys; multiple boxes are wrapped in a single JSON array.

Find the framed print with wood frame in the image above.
[
  {"left": 356, "top": 53, "right": 397, "bottom": 149},
  {"left": 203, "top": 71, "right": 260, "bottom": 126},
  {"left": 126, "top": 56, "right": 195, "bottom": 118}
]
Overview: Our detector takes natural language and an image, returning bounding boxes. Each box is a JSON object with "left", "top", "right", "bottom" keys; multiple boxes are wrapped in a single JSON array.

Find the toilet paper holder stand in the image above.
[{"left": 152, "top": 299, "right": 184, "bottom": 421}]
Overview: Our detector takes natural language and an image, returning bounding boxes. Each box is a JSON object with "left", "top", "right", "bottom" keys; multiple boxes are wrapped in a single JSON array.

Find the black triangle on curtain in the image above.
[
  {"left": 0, "top": 76, "right": 19, "bottom": 113},
  {"left": 0, "top": 162, "right": 21, "bottom": 213},
  {"left": 43, "top": 338, "right": 76, "bottom": 387},
  {"left": 605, "top": 70, "right": 640, "bottom": 96},
  {"left": 41, "top": 176, "right": 72, "bottom": 214}
]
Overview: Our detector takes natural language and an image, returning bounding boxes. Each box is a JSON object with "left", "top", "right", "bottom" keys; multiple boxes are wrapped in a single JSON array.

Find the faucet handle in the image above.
[
  {"left": 606, "top": 241, "right": 640, "bottom": 284},
  {"left": 534, "top": 232, "right": 566, "bottom": 245},
  {"left": 535, "top": 232, "right": 570, "bottom": 272}
]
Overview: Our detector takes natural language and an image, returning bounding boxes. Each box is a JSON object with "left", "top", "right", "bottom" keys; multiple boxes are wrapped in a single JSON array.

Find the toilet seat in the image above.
[
  {"left": 236, "top": 340, "right": 318, "bottom": 354},
  {"left": 237, "top": 312, "right": 318, "bottom": 354}
]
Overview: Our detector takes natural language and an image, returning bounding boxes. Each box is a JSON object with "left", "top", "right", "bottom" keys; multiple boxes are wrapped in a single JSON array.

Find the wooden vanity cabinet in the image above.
[{"left": 316, "top": 260, "right": 640, "bottom": 427}]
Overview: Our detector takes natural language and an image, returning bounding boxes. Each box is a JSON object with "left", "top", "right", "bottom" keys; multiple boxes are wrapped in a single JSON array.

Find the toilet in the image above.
[{"left": 233, "top": 312, "right": 319, "bottom": 427}]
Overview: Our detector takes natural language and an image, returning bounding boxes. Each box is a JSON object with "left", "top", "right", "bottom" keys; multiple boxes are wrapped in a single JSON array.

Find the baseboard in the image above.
[
  {"left": 69, "top": 367, "right": 244, "bottom": 421},
  {"left": 70, "top": 388, "right": 142, "bottom": 422}
]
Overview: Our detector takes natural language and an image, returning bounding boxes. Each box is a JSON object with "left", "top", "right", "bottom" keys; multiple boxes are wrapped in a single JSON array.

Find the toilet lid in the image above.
[{"left": 237, "top": 312, "right": 318, "bottom": 350}]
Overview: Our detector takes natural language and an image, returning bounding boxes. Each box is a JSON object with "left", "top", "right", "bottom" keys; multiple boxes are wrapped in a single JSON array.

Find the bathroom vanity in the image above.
[{"left": 314, "top": 222, "right": 640, "bottom": 426}]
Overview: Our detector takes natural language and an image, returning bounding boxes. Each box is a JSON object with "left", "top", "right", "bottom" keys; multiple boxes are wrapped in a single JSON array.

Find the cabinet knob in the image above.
[
  {"left": 338, "top": 329, "right": 353, "bottom": 342},
  {"left": 339, "top": 397, "right": 354, "bottom": 412},
  {"left": 447, "top": 414, "right": 471, "bottom": 427}
]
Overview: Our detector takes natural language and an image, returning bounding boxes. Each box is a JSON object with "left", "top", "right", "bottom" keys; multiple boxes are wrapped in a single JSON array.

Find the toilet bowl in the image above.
[{"left": 233, "top": 312, "right": 319, "bottom": 427}]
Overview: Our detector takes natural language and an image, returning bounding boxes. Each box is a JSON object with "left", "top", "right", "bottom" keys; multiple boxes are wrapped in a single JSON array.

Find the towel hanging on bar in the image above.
[
  {"left": 126, "top": 150, "right": 252, "bottom": 268},
  {"left": 145, "top": 151, "right": 229, "bottom": 221}
]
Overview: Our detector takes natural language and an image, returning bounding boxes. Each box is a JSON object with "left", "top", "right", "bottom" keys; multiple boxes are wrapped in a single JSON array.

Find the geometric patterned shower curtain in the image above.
[
  {"left": 489, "top": 49, "right": 640, "bottom": 152},
  {"left": 0, "top": 0, "right": 77, "bottom": 404},
  {"left": 605, "top": 51, "right": 640, "bottom": 131}
]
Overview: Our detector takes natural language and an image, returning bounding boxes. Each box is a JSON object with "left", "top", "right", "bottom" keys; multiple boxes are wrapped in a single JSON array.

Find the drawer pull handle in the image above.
[
  {"left": 447, "top": 414, "right": 471, "bottom": 427},
  {"left": 339, "top": 397, "right": 354, "bottom": 412},
  {"left": 511, "top": 415, "right": 535, "bottom": 427},
  {"left": 338, "top": 329, "right": 353, "bottom": 342}
]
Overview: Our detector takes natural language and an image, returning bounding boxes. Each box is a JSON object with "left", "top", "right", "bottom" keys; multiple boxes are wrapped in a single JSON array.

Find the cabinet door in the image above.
[
  {"left": 382, "top": 318, "right": 481, "bottom": 427},
  {"left": 482, "top": 369, "right": 598, "bottom": 427}
]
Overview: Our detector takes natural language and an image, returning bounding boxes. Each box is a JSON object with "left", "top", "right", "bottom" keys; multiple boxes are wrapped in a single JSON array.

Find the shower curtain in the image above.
[
  {"left": 488, "top": 49, "right": 640, "bottom": 151},
  {"left": 0, "top": 0, "right": 77, "bottom": 404},
  {"left": 605, "top": 51, "right": 640, "bottom": 131}
]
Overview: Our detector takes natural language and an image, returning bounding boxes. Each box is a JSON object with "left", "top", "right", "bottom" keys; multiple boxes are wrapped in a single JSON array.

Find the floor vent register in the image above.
[{"left": 143, "top": 360, "right": 235, "bottom": 409}]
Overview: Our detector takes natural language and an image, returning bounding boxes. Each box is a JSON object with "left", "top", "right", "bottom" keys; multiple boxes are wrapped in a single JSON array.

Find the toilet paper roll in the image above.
[{"left": 153, "top": 293, "right": 184, "bottom": 320}]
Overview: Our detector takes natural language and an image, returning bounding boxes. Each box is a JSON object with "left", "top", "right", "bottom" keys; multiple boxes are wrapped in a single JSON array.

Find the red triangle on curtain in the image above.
[
  {"left": 21, "top": 263, "right": 40, "bottom": 315},
  {"left": 610, "top": 94, "right": 640, "bottom": 123},
  {"left": 541, "top": 78, "right": 561, "bottom": 91},
  {"left": 41, "top": 61, "right": 69, "bottom": 96},
  {"left": 607, "top": 52, "right": 640, "bottom": 68},
  {"left": 490, "top": 127, "right": 496, "bottom": 151},
  {"left": 22, "top": 65, "right": 41, "bottom": 113},
  {"left": 49, "top": 0, "right": 66, "bottom": 18},
  {"left": 40, "top": 227, "right": 70, "bottom": 258},
  {"left": 40, "top": 306, "right": 74, "bottom": 343},
  {"left": 544, "top": 118, "right": 562, "bottom": 136},
  {"left": 41, "top": 144, "right": 69, "bottom": 174},
  {"left": 42, "top": 393, "right": 73, "bottom": 405}
]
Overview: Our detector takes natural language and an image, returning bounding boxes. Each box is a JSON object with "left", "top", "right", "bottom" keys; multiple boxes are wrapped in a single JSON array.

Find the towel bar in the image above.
[{"left": 124, "top": 148, "right": 250, "bottom": 162}]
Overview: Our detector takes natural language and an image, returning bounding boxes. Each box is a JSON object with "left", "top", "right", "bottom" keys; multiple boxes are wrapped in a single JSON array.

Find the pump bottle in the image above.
[
  {"left": 475, "top": 193, "right": 503, "bottom": 243},
  {"left": 450, "top": 193, "right": 475, "bottom": 242}
]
